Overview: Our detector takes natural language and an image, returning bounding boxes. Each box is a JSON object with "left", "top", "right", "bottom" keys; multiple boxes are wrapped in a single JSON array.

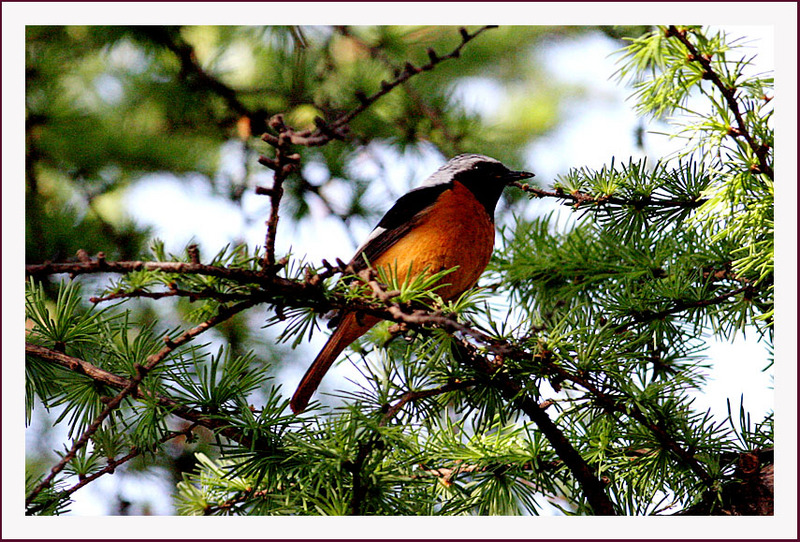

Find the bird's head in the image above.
[{"left": 424, "top": 153, "right": 534, "bottom": 216}]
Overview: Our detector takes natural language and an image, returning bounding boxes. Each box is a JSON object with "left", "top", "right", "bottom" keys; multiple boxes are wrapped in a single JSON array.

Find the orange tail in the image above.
[{"left": 290, "top": 312, "right": 380, "bottom": 413}]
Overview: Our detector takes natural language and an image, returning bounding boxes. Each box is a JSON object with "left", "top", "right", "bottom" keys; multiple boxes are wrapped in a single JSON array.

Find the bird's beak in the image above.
[{"left": 505, "top": 170, "right": 535, "bottom": 183}]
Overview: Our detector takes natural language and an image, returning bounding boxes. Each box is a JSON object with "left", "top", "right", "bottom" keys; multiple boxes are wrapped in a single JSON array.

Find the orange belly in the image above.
[{"left": 371, "top": 181, "right": 495, "bottom": 301}]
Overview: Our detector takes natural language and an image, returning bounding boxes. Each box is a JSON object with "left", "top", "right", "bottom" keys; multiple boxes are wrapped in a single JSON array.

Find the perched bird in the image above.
[{"left": 290, "top": 154, "right": 534, "bottom": 413}]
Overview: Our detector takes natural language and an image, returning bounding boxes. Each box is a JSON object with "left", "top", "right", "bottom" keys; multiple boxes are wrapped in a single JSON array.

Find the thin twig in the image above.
[
  {"left": 260, "top": 26, "right": 498, "bottom": 150},
  {"left": 203, "top": 487, "right": 276, "bottom": 515},
  {"left": 258, "top": 119, "right": 300, "bottom": 271},
  {"left": 332, "top": 26, "right": 468, "bottom": 152},
  {"left": 28, "top": 258, "right": 269, "bottom": 283},
  {"left": 26, "top": 258, "right": 323, "bottom": 302},
  {"left": 511, "top": 181, "right": 707, "bottom": 210},
  {"left": 89, "top": 286, "right": 251, "bottom": 305},
  {"left": 380, "top": 379, "right": 477, "bottom": 425},
  {"left": 666, "top": 25, "right": 773, "bottom": 180},
  {"left": 416, "top": 459, "right": 559, "bottom": 486},
  {"left": 623, "top": 283, "right": 753, "bottom": 327},
  {"left": 25, "top": 425, "right": 197, "bottom": 516},
  {"left": 333, "top": 26, "right": 497, "bottom": 132}
]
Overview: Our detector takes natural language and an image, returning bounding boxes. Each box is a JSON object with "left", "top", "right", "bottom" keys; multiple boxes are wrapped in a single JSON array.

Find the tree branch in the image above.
[
  {"left": 25, "top": 298, "right": 258, "bottom": 510},
  {"left": 256, "top": 116, "right": 302, "bottom": 270},
  {"left": 332, "top": 25, "right": 472, "bottom": 154},
  {"left": 28, "top": 252, "right": 745, "bottom": 512},
  {"left": 450, "top": 340, "right": 617, "bottom": 515},
  {"left": 24, "top": 343, "right": 258, "bottom": 447},
  {"left": 361, "top": 277, "right": 720, "bottom": 498},
  {"left": 260, "top": 26, "right": 498, "bottom": 150},
  {"left": 25, "top": 423, "right": 197, "bottom": 516},
  {"left": 25, "top": 257, "right": 325, "bottom": 304},
  {"left": 665, "top": 26, "right": 773, "bottom": 180},
  {"left": 511, "top": 181, "right": 707, "bottom": 210},
  {"left": 623, "top": 283, "right": 753, "bottom": 327},
  {"left": 359, "top": 276, "right": 616, "bottom": 515}
]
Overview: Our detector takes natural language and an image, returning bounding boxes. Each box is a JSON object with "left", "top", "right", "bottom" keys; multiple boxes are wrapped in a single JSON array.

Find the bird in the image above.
[{"left": 290, "top": 154, "right": 534, "bottom": 413}]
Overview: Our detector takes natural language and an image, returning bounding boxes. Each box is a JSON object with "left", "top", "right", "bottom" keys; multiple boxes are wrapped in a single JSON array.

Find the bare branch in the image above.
[
  {"left": 252, "top": 27, "right": 499, "bottom": 268},
  {"left": 257, "top": 116, "right": 302, "bottom": 270},
  {"left": 330, "top": 26, "right": 498, "bottom": 133}
]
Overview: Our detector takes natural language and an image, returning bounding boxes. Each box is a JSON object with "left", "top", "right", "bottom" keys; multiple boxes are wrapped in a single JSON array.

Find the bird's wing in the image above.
[{"left": 348, "top": 182, "right": 452, "bottom": 271}]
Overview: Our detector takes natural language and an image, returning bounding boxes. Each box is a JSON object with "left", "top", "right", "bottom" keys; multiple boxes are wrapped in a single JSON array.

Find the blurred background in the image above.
[{"left": 18, "top": 17, "right": 777, "bottom": 516}]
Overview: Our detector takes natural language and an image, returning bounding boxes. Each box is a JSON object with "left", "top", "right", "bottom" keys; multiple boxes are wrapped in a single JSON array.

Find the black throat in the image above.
[{"left": 452, "top": 172, "right": 507, "bottom": 220}]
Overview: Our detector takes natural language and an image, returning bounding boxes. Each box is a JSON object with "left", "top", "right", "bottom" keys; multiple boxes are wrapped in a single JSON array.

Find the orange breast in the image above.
[{"left": 372, "top": 181, "right": 495, "bottom": 301}]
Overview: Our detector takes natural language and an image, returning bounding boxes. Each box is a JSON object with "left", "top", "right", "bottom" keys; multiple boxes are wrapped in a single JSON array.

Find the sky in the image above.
[{"left": 5, "top": 1, "right": 798, "bottom": 537}]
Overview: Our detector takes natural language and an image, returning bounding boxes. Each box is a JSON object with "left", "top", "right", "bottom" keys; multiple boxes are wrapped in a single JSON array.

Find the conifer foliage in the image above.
[{"left": 25, "top": 25, "right": 773, "bottom": 516}]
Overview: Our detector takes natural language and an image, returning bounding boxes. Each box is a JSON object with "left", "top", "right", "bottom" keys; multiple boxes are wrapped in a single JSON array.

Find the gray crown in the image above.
[{"left": 420, "top": 154, "right": 501, "bottom": 188}]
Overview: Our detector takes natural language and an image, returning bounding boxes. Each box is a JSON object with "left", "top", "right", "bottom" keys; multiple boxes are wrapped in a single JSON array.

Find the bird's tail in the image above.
[{"left": 290, "top": 312, "right": 379, "bottom": 413}]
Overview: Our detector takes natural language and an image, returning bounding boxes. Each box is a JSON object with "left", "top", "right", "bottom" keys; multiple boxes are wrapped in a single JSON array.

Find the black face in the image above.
[{"left": 454, "top": 160, "right": 534, "bottom": 218}]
